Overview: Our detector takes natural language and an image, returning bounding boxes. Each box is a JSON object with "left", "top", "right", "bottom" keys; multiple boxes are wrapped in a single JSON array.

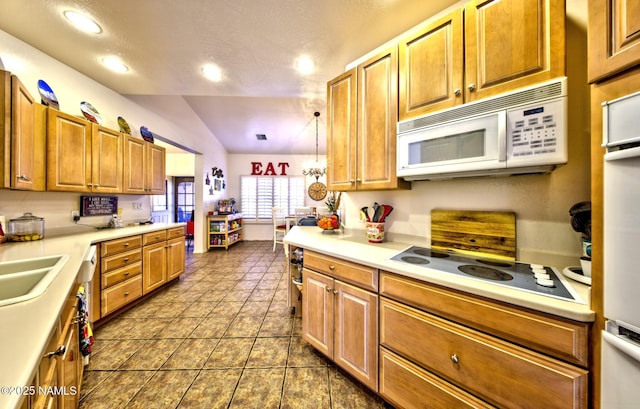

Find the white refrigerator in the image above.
[{"left": 601, "top": 90, "right": 640, "bottom": 408}]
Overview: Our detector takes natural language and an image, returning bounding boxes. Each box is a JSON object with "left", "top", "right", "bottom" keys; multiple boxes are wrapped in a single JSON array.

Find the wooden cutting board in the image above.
[{"left": 431, "top": 209, "right": 516, "bottom": 260}]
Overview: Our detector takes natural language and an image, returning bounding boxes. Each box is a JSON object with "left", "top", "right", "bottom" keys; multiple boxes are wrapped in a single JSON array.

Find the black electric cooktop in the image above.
[{"left": 389, "top": 246, "right": 584, "bottom": 304}]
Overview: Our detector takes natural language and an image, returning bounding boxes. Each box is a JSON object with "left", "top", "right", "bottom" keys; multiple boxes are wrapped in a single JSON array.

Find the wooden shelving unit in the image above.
[{"left": 207, "top": 214, "right": 243, "bottom": 250}]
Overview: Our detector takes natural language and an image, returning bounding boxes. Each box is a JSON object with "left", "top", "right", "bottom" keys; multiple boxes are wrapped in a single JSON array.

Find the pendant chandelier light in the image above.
[{"left": 302, "top": 111, "right": 326, "bottom": 180}]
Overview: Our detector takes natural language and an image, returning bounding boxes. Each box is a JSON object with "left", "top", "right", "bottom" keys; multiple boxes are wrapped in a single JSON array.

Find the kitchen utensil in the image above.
[
  {"left": 140, "top": 126, "right": 154, "bottom": 143},
  {"left": 37, "top": 79, "right": 59, "bottom": 110},
  {"left": 80, "top": 101, "right": 102, "bottom": 124},
  {"left": 372, "top": 206, "right": 384, "bottom": 222},
  {"left": 118, "top": 116, "right": 132, "bottom": 134},
  {"left": 431, "top": 209, "right": 516, "bottom": 260},
  {"left": 379, "top": 205, "right": 393, "bottom": 222},
  {"left": 360, "top": 206, "right": 370, "bottom": 222},
  {"left": 372, "top": 202, "right": 380, "bottom": 220},
  {"left": 7, "top": 212, "right": 44, "bottom": 242}
]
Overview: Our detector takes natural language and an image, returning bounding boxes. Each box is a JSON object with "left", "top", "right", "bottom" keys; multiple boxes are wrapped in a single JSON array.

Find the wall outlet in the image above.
[
  {"left": 132, "top": 202, "right": 142, "bottom": 210},
  {"left": 71, "top": 210, "right": 80, "bottom": 222}
]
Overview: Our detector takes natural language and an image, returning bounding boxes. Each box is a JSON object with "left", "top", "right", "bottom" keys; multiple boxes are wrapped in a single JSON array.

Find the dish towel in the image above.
[{"left": 77, "top": 286, "right": 94, "bottom": 363}]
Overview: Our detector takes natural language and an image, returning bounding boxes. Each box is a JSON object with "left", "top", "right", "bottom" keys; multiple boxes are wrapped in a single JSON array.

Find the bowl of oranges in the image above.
[{"left": 317, "top": 214, "right": 339, "bottom": 234}]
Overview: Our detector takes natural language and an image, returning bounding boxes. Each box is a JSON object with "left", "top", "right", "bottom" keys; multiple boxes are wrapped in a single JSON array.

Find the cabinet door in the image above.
[
  {"left": 326, "top": 68, "right": 358, "bottom": 191},
  {"left": 301, "top": 268, "right": 333, "bottom": 358},
  {"left": 398, "top": 9, "right": 464, "bottom": 120},
  {"left": 357, "top": 46, "right": 410, "bottom": 190},
  {"left": 146, "top": 143, "right": 166, "bottom": 194},
  {"left": 589, "top": 0, "right": 640, "bottom": 82},
  {"left": 464, "top": 0, "right": 565, "bottom": 102},
  {"left": 10, "top": 75, "right": 41, "bottom": 190},
  {"left": 142, "top": 241, "right": 167, "bottom": 294},
  {"left": 59, "top": 307, "right": 81, "bottom": 409},
  {"left": 91, "top": 124, "right": 122, "bottom": 193},
  {"left": 47, "top": 109, "right": 91, "bottom": 192},
  {"left": 166, "top": 236, "right": 185, "bottom": 280},
  {"left": 333, "top": 280, "right": 378, "bottom": 391},
  {"left": 123, "top": 134, "right": 146, "bottom": 194}
]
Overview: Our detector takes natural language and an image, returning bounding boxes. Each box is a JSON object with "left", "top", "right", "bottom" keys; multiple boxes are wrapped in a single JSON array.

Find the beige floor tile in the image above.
[
  {"left": 259, "top": 316, "right": 293, "bottom": 337},
  {"left": 238, "top": 301, "right": 270, "bottom": 316},
  {"left": 328, "top": 366, "right": 387, "bottom": 408},
  {"left": 79, "top": 370, "right": 155, "bottom": 408},
  {"left": 190, "top": 316, "right": 233, "bottom": 338},
  {"left": 204, "top": 337, "right": 254, "bottom": 368},
  {"left": 246, "top": 337, "right": 290, "bottom": 368},
  {"left": 86, "top": 339, "right": 144, "bottom": 370},
  {"left": 79, "top": 370, "right": 113, "bottom": 400},
  {"left": 162, "top": 338, "right": 219, "bottom": 369},
  {"left": 178, "top": 301, "right": 218, "bottom": 318},
  {"left": 281, "top": 367, "right": 331, "bottom": 409},
  {"left": 178, "top": 369, "right": 242, "bottom": 408},
  {"left": 287, "top": 336, "right": 329, "bottom": 367},
  {"left": 230, "top": 368, "right": 285, "bottom": 408},
  {"left": 126, "top": 370, "right": 199, "bottom": 409},
  {"left": 208, "top": 301, "right": 244, "bottom": 317},
  {"left": 224, "top": 315, "right": 263, "bottom": 337},
  {"left": 222, "top": 289, "right": 253, "bottom": 302},
  {"left": 153, "top": 317, "right": 203, "bottom": 339},
  {"left": 119, "top": 338, "right": 183, "bottom": 370}
]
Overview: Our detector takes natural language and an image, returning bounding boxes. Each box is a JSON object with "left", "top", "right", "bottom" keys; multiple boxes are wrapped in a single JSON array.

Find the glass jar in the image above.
[{"left": 8, "top": 212, "right": 45, "bottom": 242}]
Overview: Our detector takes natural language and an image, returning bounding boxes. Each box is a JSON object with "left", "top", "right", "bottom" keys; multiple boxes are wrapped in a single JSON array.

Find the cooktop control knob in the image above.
[{"left": 536, "top": 277, "right": 555, "bottom": 287}]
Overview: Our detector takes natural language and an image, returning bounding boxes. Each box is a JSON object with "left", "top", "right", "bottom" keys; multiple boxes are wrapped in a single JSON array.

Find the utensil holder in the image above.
[{"left": 365, "top": 222, "right": 385, "bottom": 243}]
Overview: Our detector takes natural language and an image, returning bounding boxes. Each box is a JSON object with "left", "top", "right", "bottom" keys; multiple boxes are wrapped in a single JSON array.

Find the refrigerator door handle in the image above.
[{"left": 602, "top": 330, "right": 640, "bottom": 363}]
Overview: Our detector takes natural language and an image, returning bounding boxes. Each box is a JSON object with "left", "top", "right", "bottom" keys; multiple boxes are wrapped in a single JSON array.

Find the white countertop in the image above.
[
  {"left": 0, "top": 223, "right": 184, "bottom": 409},
  {"left": 284, "top": 226, "right": 594, "bottom": 323}
]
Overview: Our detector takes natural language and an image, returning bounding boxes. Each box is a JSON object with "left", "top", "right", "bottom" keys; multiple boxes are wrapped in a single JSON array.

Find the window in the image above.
[
  {"left": 175, "top": 177, "right": 195, "bottom": 222},
  {"left": 241, "top": 176, "right": 305, "bottom": 220}
]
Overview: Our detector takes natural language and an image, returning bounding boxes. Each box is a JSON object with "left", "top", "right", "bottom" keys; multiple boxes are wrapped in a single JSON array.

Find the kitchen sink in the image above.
[{"left": 0, "top": 255, "right": 70, "bottom": 307}]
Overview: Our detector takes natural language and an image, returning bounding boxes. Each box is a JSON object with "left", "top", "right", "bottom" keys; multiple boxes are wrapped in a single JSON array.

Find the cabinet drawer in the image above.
[
  {"left": 101, "top": 275, "right": 143, "bottom": 316},
  {"left": 304, "top": 250, "right": 378, "bottom": 291},
  {"left": 379, "top": 347, "right": 495, "bottom": 409},
  {"left": 380, "top": 298, "right": 588, "bottom": 409},
  {"left": 379, "top": 271, "right": 589, "bottom": 367},
  {"left": 102, "top": 261, "right": 142, "bottom": 288},
  {"left": 167, "top": 226, "right": 185, "bottom": 239},
  {"left": 143, "top": 230, "right": 167, "bottom": 245},
  {"left": 100, "top": 235, "right": 142, "bottom": 257},
  {"left": 101, "top": 248, "right": 142, "bottom": 273}
]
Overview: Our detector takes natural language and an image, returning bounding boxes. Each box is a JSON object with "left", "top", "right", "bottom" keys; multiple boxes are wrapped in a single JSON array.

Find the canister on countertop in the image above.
[{"left": 8, "top": 212, "right": 45, "bottom": 242}]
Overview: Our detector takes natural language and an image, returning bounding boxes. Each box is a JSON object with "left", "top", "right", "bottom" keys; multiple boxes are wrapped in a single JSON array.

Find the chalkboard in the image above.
[{"left": 80, "top": 196, "right": 118, "bottom": 217}]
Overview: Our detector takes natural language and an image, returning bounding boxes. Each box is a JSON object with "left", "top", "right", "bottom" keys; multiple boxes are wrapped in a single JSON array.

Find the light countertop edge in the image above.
[
  {"left": 0, "top": 223, "right": 185, "bottom": 409},
  {"left": 283, "top": 226, "right": 595, "bottom": 323}
]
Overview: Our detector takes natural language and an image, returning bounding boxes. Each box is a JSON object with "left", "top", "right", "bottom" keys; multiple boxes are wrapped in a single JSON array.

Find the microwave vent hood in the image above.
[{"left": 398, "top": 78, "right": 567, "bottom": 133}]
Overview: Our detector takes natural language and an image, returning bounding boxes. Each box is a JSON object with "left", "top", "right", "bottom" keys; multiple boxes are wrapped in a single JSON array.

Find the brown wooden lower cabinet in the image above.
[
  {"left": 302, "top": 265, "right": 378, "bottom": 391},
  {"left": 142, "top": 241, "right": 167, "bottom": 294},
  {"left": 380, "top": 297, "right": 588, "bottom": 409},
  {"left": 379, "top": 347, "right": 495, "bottom": 409}
]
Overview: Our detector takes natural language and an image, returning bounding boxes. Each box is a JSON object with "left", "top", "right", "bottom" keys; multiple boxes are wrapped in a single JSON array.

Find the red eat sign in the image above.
[{"left": 251, "top": 162, "right": 290, "bottom": 176}]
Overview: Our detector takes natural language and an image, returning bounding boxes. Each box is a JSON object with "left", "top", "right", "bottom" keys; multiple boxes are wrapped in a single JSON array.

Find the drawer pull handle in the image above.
[
  {"left": 124, "top": 243, "right": 130, "bottom": 247},
  {"left": 124, "top": 292, "right": 130, "bottom": 296},
  {"left": 44, "top": 345, "right": 66, "bottom": 359},
  {"left": 326, "top": 287, "right": 332, "bottom": 292},
  {"left": 124, "top": 258, "right": 130, "bottom": 262},
  {"left": 329, "top": 265, "right": 335, "bottom": 271},
  {"left": 450, "top": 354, "right": 459, "bottom": 364},
  {"left": 124, "top": 272, "right": 129, "bottom": 276}
]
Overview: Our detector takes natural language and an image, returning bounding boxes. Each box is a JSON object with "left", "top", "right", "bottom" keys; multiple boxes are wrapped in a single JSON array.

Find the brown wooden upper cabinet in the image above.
[
  {"left": 0, "top": 71, "right": 46, "bottom": 190},
  {"left": 327, "top": 47, "right": 410, "bottom": 191},
  {"left": 398, "top": 0, "right": 566, "bottom": 120},
  {"left": 588, "top": 0, "right": 640, "bottom": 83},
  {"left": 47, "top": 109, "right": 123, "bottom": 193},
  {"left": 123, "top": 134, "right": 166, "bottom": 195}
]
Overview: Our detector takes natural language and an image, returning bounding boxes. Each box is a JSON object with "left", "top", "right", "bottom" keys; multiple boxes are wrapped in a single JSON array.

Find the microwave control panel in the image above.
[{"left": 507, "top": 98, "right": 566, "bottom": 162}]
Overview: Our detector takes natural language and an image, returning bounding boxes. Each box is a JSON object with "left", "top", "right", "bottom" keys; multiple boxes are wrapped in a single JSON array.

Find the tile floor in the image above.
[{"left": 80, "top": 241, "right": 391, "bottom": 409}]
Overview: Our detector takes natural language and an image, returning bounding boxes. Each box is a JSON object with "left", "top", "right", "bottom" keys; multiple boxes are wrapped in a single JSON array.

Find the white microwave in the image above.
[{"left": 397, "top": 77, "right": 568, "bottom": 180}]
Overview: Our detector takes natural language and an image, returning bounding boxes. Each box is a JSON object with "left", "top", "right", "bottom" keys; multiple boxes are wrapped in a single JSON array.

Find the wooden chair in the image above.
[
  {"left": 293, "top": 206, "right": 313, "bottom": 225},
  {"left": 272, "top": 206, "right": 288, "bottom": 252},
  {"left": 185, "top": 221, "right": 194, "bottom": 248}
]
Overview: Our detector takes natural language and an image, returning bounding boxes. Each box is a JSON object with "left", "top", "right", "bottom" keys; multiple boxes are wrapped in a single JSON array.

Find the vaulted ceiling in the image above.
[{"left": 0, "top": 0, "right": 459, "bottom": 154}]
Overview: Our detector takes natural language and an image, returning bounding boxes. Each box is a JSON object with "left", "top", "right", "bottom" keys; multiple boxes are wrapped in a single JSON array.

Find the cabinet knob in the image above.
[
  {"left": 450, "top": 354, "right": 459, "bottom": 364},
  {"left": 124, "top": 292, "right": 130, "bottom": 296},
  {"left": 94, "top": 184, "right": 100, "bottom": 187},
  {"left": 326, "top": 287, "right": 332, "bottom": 292},
  {"left": 350, "top": 179, "right": 355, "bottom": 183},
  {"left": 44, "top": 345, "right": 66, "bottom": 359},
  {"left": 124, "top": 257, "right": 130, "bottom": 262},
  {"left": 124, "top": 243, "right": 130, "bottom": 247},
  {"left": 333, "top": 290, "right": 338, "bottom": 295},
  {"left": 124, "top": 272, "right": 129, "bottom": 276},
  {"left": 329, "top": 265, "right": 335, "bottom": 271},
  {"left": 87, "top": 183, "right": 93, "bottom": 187},
  {"left": 454, "top": 88, "right": 461, "bottom": 96},
  {"left": 467, "top": 83, "right": 476, "bottom": 91},
  {"left": 17, "top": 174, "right": 31, "bottom": 182}
]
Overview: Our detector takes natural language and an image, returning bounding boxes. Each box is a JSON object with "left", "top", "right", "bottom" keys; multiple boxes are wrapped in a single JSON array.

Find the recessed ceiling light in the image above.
[
  {"left": 256, "top": 134, "right": 267, "bottom": 140},
  {"left": 101, "top": 57, "right": 128, "bottom": 73},
  {"left": 296, "top": 56, "right": 315, "bottom": 75},
  {"left": 202, "top": 64, "right": 222, "bottom": 81},
  {"left": 63, "top": 10, "right": 102, "bottom": 34}
]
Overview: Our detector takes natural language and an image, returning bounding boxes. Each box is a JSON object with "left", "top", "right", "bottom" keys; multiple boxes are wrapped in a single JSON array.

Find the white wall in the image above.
[{"left": 227, "top": 153, "right": 328, "bottom": 240}]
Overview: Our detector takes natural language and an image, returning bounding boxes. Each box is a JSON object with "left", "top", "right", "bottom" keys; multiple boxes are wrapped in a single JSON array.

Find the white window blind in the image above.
[{"left": 241, "top": 176, "right": 306, "bottom": 220}]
